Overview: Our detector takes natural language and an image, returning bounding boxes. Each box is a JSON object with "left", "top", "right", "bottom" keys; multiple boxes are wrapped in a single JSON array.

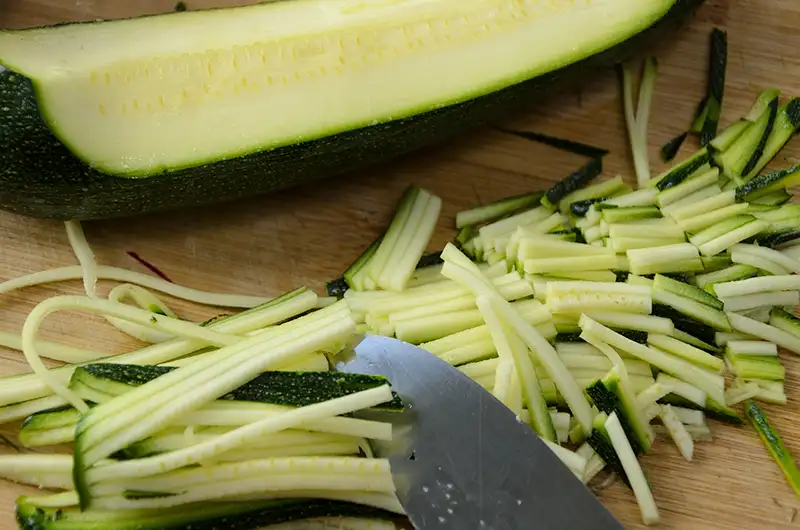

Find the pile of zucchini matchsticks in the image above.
[{"left": 2, "top": 27, "right": 800, "bottom": 529}]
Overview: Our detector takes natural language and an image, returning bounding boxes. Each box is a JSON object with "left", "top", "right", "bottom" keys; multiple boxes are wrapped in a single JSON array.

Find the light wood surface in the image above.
[{"left": 2, "top": 0, "right": 800, "bottom": 528}]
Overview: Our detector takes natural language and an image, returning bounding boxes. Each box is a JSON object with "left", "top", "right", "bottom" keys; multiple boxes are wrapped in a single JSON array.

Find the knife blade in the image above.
[{"left": 333, "top": 334, "right": 624, "bottom": 530}]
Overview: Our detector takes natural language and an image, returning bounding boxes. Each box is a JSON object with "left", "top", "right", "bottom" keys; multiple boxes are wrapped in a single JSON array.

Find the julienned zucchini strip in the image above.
[
  {"left": 699, "top": 28, "right": 727, "bottom": 147},
  {"left": 620, "top": 57, "right": 658, "bottom": 189},
  {"left": 745, "top": 400, "right": 800, "bottom": 499},
  {"left": 497, "top": 128, "right": 609, "bottom": 160}
]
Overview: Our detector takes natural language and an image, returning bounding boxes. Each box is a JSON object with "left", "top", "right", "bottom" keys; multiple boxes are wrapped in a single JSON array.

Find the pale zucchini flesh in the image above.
[{"left": 0, "top": 0, "right": 676, "bottom": 175}]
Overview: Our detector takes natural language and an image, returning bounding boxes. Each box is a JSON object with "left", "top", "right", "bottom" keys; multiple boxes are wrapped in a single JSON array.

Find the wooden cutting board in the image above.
[{"left": 2, "top": 0, "right": 800, "bottom": 528}]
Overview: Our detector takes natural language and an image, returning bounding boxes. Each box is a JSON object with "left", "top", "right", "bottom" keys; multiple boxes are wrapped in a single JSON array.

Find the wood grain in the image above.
[{"left": 2, "top": 0, "right": 800, "bottom": 528}]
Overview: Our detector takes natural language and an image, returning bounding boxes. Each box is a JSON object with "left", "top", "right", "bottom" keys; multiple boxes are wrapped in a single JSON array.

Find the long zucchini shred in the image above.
[{"left": 15, "top": 497, "right": 400, "bottom": 530}]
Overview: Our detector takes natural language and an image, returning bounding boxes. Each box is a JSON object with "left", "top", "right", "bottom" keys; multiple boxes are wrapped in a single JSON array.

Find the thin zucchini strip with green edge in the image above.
[
  {"left": 620, "top": 57, "right": 657, "bottom": 188},
  {"left": 646, "top": 333, "right": 724, "bottom": 373},
  {"left": 651, "top": 288, "right": 731, "bottom": 332},
  {"left": 606, "top": 412, "right": 659, "bottom": 525},
  {"left": 579, "top": 316, "right": 725, "bottom": 405},
  {"left": 541, "top": 158, "right": 603, "bottom": 209},
  {"left": 695, "top": 264, "right": 758, "bottom": 291},
  {"left": 736, "top": 164, "right": 800, "bottom": 201},
  {"left": 745, "top": 400, "right": 800, "bottom": 499},
  {"left": 455, "top": 191, "right": 544, "bottom": 229},
  {"left": 651, "top": 148, "right": 711, "bottom": 191},
  {"left": 653, "top": 274, "right": 723, "bottom": 310},
  {"left": 729, "top": 311, "right": 800, "bottom": 354},
  {"left": 0, "top": 287, "right": 318, "bottom": 410},
  {"left": 497, "top": 129, "right": 609, "bottom": 160},
  {"left": 559, "top": 176, "right": 627, "bottom": 215},
  {"left": 656, "top": 167, "right": 720, "bottom": 208},
  {"left": 476, "top": 296, "right": 556, "bottom": 441},
  {"left": 439, "top": 244, "right": 593, "bottom": 433}
]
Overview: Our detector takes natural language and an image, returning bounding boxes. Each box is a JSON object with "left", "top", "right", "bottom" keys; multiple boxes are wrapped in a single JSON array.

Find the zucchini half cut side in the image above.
[{"left": 0, "top": 0, "right": 702, "bottom": 220}]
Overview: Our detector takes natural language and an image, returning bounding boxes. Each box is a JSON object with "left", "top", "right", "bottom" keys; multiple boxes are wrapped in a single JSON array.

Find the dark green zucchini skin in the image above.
[
  {"left": 0, "top": 0, "right": 703, "bottom": 220},
  {"left": 16, "top": 498, "right": 399, "bottom": 530}
]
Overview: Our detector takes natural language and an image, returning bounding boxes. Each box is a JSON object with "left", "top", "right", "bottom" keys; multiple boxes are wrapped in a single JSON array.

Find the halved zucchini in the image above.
[{"left": 0, "top": 0, "right": 701, "bottom": 219}]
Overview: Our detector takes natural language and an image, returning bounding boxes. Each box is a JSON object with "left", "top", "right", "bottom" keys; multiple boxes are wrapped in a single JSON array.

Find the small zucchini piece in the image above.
[{"left": 660, "top": 132, "right": 688, "bottom": 162}]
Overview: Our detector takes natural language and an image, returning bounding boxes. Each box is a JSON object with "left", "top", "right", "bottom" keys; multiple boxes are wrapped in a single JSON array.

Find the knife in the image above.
[{"left": 333, "top": 334, "right": 625, "bottom": 530}]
